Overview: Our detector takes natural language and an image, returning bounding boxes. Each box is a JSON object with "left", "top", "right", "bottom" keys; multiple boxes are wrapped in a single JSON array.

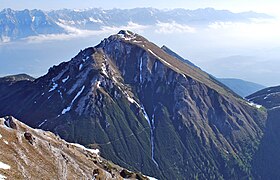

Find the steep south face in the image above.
[{"left": 0, "top": 31, "right": 267, "bottom": 179}]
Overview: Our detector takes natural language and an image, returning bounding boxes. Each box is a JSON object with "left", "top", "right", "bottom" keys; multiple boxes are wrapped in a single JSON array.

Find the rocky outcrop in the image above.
[
  {"left": 0, "top": 30, "right": 267, "bottom": 179},
  {"left": 23, "top": 132, "right": 35, "bottom": 145},
  {"left": 4, "top": 116, "right": 17, "bottom": 129}
]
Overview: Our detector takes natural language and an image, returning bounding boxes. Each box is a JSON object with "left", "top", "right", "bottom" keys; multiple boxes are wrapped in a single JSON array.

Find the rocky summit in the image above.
[{"left": 0, "top": 30, "right": 267, "bottom": 179}]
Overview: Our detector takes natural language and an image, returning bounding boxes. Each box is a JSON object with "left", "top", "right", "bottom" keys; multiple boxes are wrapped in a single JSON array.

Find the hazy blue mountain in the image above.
[
  {"left": 0, "top": 8, "right": 65, "bottom": 42},
  {"left": 0, "top": 8, "right": 272, "bottom": 42},
  {"left": 218, "top": 78, "right": 266, "bottom": 97}
]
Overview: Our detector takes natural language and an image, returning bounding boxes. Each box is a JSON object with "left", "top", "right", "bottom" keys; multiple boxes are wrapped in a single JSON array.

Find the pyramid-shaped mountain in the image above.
[{"left": 0, "top": 30, "right": 267, "bottom": 179}]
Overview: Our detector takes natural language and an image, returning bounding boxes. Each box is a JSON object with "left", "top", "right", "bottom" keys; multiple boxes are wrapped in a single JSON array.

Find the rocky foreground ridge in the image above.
[{"left": 0, "top": 116, "right": 152, "bottom": 180}]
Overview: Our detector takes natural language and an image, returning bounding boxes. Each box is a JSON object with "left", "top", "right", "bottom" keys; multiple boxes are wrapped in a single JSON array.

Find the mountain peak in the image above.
[
  {"left": 117, "top": 30, "right": 134, "bottom": 36},
  {"left": 0, "top": 31, "right": 267, "bottom": 179}
]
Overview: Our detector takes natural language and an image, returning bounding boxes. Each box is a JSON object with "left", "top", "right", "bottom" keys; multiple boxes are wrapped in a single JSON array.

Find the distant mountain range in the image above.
[
  {"left": 0, "top": 8, "right": 272, "bottom": 42},
  {"left": 218, "top": 78, "right": 266, "bottom": 97},
  {"left": 0, "top": 30, "right": 267, "bottom": 179}
]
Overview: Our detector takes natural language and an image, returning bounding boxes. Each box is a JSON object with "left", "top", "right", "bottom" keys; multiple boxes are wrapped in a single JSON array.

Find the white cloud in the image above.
[
  {"left": 155, "top": 21, "right": 196, "bottom": 34},
  {"left": 24, "top": 21, "right": 148, "bottom": 43},
  {"left": 100, "top": 21, "right": 148, "bottom": 33},
  {"left": 208, "top": 19, "right": 280, "bottom": 41}
]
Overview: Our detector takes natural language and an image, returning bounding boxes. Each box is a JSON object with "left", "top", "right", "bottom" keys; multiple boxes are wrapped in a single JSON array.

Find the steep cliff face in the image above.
[
  {"left": 0, "top": 116, "right": 150, "bottom": 180},
  {"left": 246, "top": 87, "right": 280, "bottom": 179},
  {"left": 0, "top": 30, "right": 267, "bottom": 179}
]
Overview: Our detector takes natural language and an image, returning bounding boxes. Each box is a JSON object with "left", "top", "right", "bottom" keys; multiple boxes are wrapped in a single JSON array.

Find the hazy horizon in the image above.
[{"left": 1, "top": 0, "right": 280, "bottom": 16}]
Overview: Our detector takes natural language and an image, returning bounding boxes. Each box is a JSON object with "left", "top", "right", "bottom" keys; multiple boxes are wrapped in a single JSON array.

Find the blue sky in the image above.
[{"left": 0, "top": 0, "right": 280, "bottom": 15}]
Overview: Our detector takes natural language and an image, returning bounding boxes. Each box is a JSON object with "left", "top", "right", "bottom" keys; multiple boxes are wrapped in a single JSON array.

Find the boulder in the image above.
[
  {"left": 24, "top": 132, "right": 35, "bottom": 145},
  {"left": 4, "top": 116, "right": 17, "bottom": 129}
]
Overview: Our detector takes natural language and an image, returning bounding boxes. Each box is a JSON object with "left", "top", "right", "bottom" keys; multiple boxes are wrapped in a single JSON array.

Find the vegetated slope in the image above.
[
  {"left": 0, "top": 30, "right": 267, "bottom": 179},
  {"left": 246, "top": 86, "right": 280, "bottom": 179},
  {"left": 218, "top": 78, "right": 266, "bottom": 97},
  {"left": 161, "top": 45, "right": 200, "bottom": 69},
  {"left": 0, "top": 116, "right": 149, "bottom": 180}
]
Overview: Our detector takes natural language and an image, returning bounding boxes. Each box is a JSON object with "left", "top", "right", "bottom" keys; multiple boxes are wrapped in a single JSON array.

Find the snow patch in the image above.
[
  {"left": 124, "top": 92, "right": 141, "bottom": 107},
  {"left": 141, "top": 106, "right": 159, "bottom": 167},
  {"left": 61, "top": 86, "right": 85, "bottom": 115},
  {"left": 89, "top": 17, "right": 103, "bottom": 23},
  {"left": 0, "top": 161, "right": 10, "bottom": 170},
  {"left": 269, "top": 105, "right": 280, "bottom": 110},
  {"left": 58, "top": 90, "right": 63, "bottom": 99},
  {"left": 32, "top": 16, "right": 35, "bottom": 22},
  {"left": 49, "top": 79, "right": 58, "bottom": 92},
  {"left": 133, "top": 40, "right": 142, "bottom": 43},
  {"left": 62, "top": 106, "right": 71, "bottom": 114},
  {"left": 69, "top": 143, "right": 100, "bottom": 155},
  {"left": 139, "top": 57, "right": 143, "bottom": 83},
  {"left": 3, "top": 140, "right": 8, "bottom": 145},
  {"left": 38, "top": 119, "right": 47, "bottom": 128},
  {"left": 0, "top": 134, "right": 2, "bottom": 139},
  {"left": 264, "top": 92, "right": 279, "bottom": 100},
  {"left": 118, "top": 30, "right": 136, "bottom": 41},
  {"left": 96, "top": 81, "right": 101, "bottom": 88},
  {"left": 146, "top": 176, "right": 158, "bottom": 180},
  {"left": 48, "top": 68, "right": 69, "bottom": 92},
  {"left": 127, "top": 96, "right": 136, "bottom": 104},
  {"left": 79, "top": 63, "right": 83, "bottom": 70},
  {"left": 68, "top": 67, "right": 91, "bottom": 94},
  {"left": 101, "top": 63, "right": 109, "bottom": 77},
  {"left": 247, "top": 102, "right": 262, "bottom": 109},
  {"left": 58, "top": 18, "right": 75, "bottom": 25},
  {"left": 0, "top": 174, "right": 7, "bottom": 180},
  {"left": 62, "top": 76, "right": 69, "bottom": 83}
]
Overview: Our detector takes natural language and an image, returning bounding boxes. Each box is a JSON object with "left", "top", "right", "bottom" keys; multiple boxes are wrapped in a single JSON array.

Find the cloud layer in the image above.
[{"left": 155, "top": 21, "right": 196, "bottom": 34}]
